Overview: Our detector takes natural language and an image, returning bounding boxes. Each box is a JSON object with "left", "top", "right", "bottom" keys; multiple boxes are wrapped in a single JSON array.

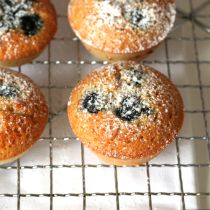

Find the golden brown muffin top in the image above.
[
  {"left": 0, "top": 0, "right": 57, "bottom": 61},
  {"left": 68, "top": 61, "right": 184, "bottom": 160},
  {"left": 0, "top": 68, "right": 48, "bottom": 161},
  {"left": 68, "top": 0, "right": 176, "bottom": 54}
]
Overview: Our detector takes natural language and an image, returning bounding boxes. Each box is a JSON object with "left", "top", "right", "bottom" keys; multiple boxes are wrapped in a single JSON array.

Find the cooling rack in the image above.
[{"left": 0, "top": 0, "right": 210, "bottom": 209}]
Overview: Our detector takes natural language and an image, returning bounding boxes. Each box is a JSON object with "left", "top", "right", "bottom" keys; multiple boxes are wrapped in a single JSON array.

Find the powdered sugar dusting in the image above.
[
  {"left": 94, "top": 0, "right": 123, "bottom": 27},
  {"left": 0, "top": 0, "right": 35, "bottom": 36},
  {"left": 0, "top": 0, "right": 57, "bottom": 61},
  {"left": 0, "top": 69, "right": 41, "bottom": 102},
  {"left": 0, "top": 68, "right": 49, "bottom": 162},
  {"left": 69, "top": 61, "right": 184, "bottom": 159},
  {"left": 0, "top": 68, "right": 48, "bottom": 135},
  {"left": 94, "top": 0, "right": 154, "bottom": 29},
  {"left": 69, "top": 0, "right": 176, "bottom": 53}
]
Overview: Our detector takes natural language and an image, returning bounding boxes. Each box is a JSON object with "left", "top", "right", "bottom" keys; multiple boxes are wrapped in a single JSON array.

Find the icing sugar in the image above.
[
  {"left": 0, "top": 84, "right": 19, "bottom": 97},
  {"left": 94, "top": 0, "right": 123, "bottom": 27},
  {"left": 0, "top": 0, "right": 36, "bottom": 36},
  {"left": 70, "top": 0, "right": 176, "bottom": 53},
  {"left": 79, "top": 62, "right": 177, "bottom": 124},
  {"left": 0, "top": 69, "right": 48, "bottom": 140},
  {"left": 70, "top": 61, "right": 184, "bottom": 159},
  {"left": 0, "top": 69, "right": 47, "bottom": 113},
  {"left": 94, "top": 0, "right": 154, "bottom": 29},
  {"left": 0, "top": 68, "right": 48, "bottom": 162}
]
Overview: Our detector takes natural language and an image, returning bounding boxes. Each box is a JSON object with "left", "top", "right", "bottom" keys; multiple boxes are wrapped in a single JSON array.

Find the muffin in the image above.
[
  {"left": 0, "top": 68, "right": 48, "bottom": 165},
  {"left": 68, "top": 61, "right": 184, "bottom": 166},
  {"left": 0, "top": 0, "right": 57, "bottom": 67},
  {"left": 68, "top": 0, "right": 176, "bottom": 62}
]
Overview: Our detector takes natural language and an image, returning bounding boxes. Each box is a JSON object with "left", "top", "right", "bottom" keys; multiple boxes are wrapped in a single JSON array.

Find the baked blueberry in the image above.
[
  {"left": 83, "top": 92, "right": 103, "bottom": 114},
  {"left": 141, "top": 106, "right": 152, "bottom": 116},
  {"left": 0, "top": 0, "right": 42, "bottom": 36},
  {"left": 0, "top": 0, "right": 57, "bottom": 68},
  {"left": 116, "top": 96, "right": 152, "bottom": 121},
  {"left": 0, "top": 84, "right": 19, "bottom": 97},
  {"left": 116, "top": 96, "right": 141, "bottom": 121},
  {"left": 4, "top": 0, "right": 14, "bottom": 7},
  {"left": 129, "top": 8, "right": 151, "bottom": 29},
  {"left": 130, "top": 9, "right": 143, "bottom": 27},
  {"left": 20, "top": 14, "right": 42, "bottom": 37}
]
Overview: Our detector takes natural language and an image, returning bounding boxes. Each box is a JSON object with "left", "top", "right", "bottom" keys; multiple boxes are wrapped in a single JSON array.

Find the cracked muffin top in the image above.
[
  {"left": 0, "top": 68, "right": 48, "bottom": 162},
  {"left": 68, "top": 61, "right": 184, "bottom": 160}
]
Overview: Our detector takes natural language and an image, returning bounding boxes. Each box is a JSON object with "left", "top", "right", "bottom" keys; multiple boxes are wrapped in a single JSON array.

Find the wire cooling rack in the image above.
[{"left": 0, "top": 0, "right": 210, "bottom": 209}]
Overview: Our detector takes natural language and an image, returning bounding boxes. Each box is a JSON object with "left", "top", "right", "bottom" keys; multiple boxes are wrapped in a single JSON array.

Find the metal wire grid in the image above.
[{"left": 0, "top": 0, "right": 210, "bottom": 209}]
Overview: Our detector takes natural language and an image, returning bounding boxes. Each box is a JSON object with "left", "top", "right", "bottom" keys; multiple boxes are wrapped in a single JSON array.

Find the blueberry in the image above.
[
  {"left": 132, "top": 69, "right": 143, "bottom": 79},
  {"left": 141, "top": 106, "right": 152, "bottom": 115},
  {"left": 4, "top": 0, "right": 14, "bottom": 7},
  {"left": 116, "top": 96, "right": 152, "bottom": 121},
  {"left": 0, "top": 0, "right": 41, "bottom": 36},
  {"left": 0, "top": 84, "right": 19, "bottom": 97},
  {"left": 129, "top": 8, "right": 152, "bottom": 29},
  {"left": 130, "top": 8, "right": 144, "bottom": 28},
  {"left": 83, "top": 92, "right": 102, "bottom": 114},
  {"left": 20, "top": 14, "right": 42, "bottom": 37},
  {"left": 116, "top": 96, "right": 141, "bottom": 121}
]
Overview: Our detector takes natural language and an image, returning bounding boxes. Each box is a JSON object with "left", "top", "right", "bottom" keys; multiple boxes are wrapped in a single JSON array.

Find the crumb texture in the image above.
[
  {"left": 68, "top": 61, "right": 184, "bottom": 160},
  {"left": 0, "top": 68, "right": 48, "bottom": 161},
  {"left": 68, "top": 0, "right": 176, "bottom": 53}
]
